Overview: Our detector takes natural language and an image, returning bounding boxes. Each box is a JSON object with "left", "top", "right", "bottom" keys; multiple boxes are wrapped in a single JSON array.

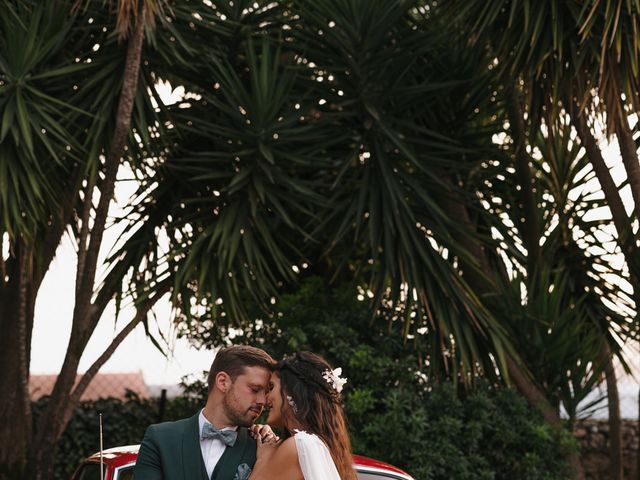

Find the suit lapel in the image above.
[
  {"left": 211, "top": 428, "right": 251, "bottom": 480},
  {"left": 182, "top": 413, "right": 208, "bottom": 480}
]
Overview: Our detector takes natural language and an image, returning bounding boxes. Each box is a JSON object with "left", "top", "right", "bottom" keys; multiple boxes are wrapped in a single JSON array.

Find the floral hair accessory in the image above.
[
  {"left": 287, "top": 395, "right": 298, "bottom": 413},
  {"left": 322, "top": 367, "right": 347, "bottom": 393}
]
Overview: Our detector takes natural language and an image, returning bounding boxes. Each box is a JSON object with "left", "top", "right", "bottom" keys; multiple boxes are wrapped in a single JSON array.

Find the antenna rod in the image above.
[{"left": 99, "top": 413, "right": 104, "bottom": 480}]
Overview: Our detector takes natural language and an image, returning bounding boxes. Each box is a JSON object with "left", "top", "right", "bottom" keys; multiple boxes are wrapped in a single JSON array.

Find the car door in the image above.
[
  {"left": 71, "top": 462, "right": 106, "bottom": 480},
  {"left": 111, "top": 463, "right": 135, "bottom": 480}
]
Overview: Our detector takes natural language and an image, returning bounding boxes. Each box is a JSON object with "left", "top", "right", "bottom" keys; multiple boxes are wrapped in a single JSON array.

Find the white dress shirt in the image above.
[{"left": 198, "top": 409, "right": 238, "bottom": 478}]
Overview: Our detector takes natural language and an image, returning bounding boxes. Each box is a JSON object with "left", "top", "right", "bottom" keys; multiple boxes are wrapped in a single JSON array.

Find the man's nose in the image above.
[{"left": 257, "top": 390, "right": 267, "bottom": 404}]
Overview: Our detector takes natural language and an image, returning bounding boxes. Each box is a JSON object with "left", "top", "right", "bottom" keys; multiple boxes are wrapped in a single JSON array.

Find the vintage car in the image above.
[{"left": 71, "top": 445, "right": 415, "bottom": 480}]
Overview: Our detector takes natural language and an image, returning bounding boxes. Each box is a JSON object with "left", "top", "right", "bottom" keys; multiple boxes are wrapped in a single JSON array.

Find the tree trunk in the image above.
[
  {"left": 507, "top": 88, "right": 541, "bottom": 276},
  {"left": 617, "top": 109, "right": 640, "bottom": 480},
  {"left": 24, "top": 7, "right": 148, "bottom": 479},
  {"left": 0, "top": 240, "right": 38, "bottom": 480},
  {"left": 0, "top": 205, "right": 75, "bottom": 479},
  {"left": 0, "top": 275, "right": 28, "bottom": 480},
  {"left": 16, "top": 247, "right": 33, "bottom": 451},
  {"left": 600, "top": 343, "right": 623, "bottom": 480},
  {"left": 570, "top": 102, "right": 640, "bottom": 276},
  {"left": 616, "top": 111, "right": 640, "bottom": 223},
  {"left": 25, "top": 286, "right": 167, "bottom": 480},
  {"left": 62, "top": 280, "right": 171, "bottom": 427}
]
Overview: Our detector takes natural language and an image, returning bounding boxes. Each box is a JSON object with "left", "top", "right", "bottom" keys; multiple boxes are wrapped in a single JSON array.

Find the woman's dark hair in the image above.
[{"left": 276, "top": 351, "right": 356, "bottom": 480}]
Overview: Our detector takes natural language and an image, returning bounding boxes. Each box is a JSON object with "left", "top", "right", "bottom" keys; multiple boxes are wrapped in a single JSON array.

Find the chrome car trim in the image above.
[
  {"left": 113, "top": 461, "right": 136, "bottom": 479},
  {"left": 356, "top": 465, "right": 415, "bottom": 480}
]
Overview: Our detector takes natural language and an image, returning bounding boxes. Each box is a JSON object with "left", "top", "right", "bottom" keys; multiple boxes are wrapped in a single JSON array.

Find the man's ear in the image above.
[{"left": 215, "top": 371, "right": 232, "bottom": 393}]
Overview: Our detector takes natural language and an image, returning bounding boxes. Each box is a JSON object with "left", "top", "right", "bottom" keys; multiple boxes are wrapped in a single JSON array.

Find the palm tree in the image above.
[
  {"left": 0, "top": 1, "right": 170, "bottom": 478},
  {"left": 487, "top": 115, "right": 633, "bottom": 427},
  {"left": 128, "top": 0, "right": 517, "bottom": 378},
  {"left": 447, "top": 2, "right": 640, "bottom": 477}
]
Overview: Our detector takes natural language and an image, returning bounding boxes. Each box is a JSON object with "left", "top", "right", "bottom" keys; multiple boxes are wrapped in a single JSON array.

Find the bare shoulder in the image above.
[
  {"left": 250, "top": 437, "right": 303, "bottom": 480},
  {"left": 274, "top": 437, "right": 298, "bottom": 459}
]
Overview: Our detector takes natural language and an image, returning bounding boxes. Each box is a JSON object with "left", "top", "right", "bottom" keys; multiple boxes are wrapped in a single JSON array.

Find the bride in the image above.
[{"left": 248, "top": 351, "right": 356, "bottom": 480}]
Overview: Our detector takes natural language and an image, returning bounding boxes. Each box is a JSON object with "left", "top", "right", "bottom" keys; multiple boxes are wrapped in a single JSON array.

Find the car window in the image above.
[
  {"left": 357, "top": 472, "right": 407, "bottom": 480},
  {"left": 114, "top": 465, "right": 134, "bottom": 480},
  {"left": 75, "top": 463, "right": 106, "bottom": 480}
]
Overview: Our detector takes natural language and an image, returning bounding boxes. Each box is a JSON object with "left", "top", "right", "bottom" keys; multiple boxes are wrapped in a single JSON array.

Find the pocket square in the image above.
[{"left": 234, "top": 463, "right": 252, "bottom": 480}]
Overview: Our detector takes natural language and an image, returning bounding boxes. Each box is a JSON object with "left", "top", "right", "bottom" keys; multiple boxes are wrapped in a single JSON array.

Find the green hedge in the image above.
[
  {"left": 352, "top": 383, "right": 572, "bottom": 480},
  {"left": 32, "top": 392, "right": 198, "bottom": 480}
]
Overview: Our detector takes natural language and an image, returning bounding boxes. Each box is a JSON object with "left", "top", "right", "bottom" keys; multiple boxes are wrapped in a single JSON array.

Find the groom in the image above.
[{"left": 133, "top": 345, "right": 274, "bottom": 480}]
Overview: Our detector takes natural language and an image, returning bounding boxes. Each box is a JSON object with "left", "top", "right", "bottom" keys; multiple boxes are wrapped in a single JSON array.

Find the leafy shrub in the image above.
[{"left": 33, "top": 391, "right": 198, "bottom": 480}]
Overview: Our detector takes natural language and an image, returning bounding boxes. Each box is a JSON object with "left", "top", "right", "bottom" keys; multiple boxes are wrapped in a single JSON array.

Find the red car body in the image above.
[{"left": 71, "top": 445, "right": 415, "bottom": 480}]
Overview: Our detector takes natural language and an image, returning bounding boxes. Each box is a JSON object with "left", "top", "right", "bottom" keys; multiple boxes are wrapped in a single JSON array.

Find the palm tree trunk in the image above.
[
  {"left": 570, "top": 104, "right": 633, "bottom": 251},
  {"left": 507, "top": 88, "right": 541, "bottom": 276},
  {"left": 615, "top": 120, "right": 640, "bottom": 476},
  {"left": 600, "top": 343, "right": 623, "bottom": 480},
  {"left": 0, "top": 243, "right": 30, "bottom": 480},
  {"left": 16, "top": 246, "right": 32, "bottom": 450},
  {"left": 0, "top": 201, "right": 76, "bottom": 479},
  {"left": 62, "top": 280, "right": 171, "bottom": 426},
  {"left": 616, "top": 111, "right": 640, "bottom": 223},
  {"left": 24, "top": 6, "right": 148, "bottom": 479}
]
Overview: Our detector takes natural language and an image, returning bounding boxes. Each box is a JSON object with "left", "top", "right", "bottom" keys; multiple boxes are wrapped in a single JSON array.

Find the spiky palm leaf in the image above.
[
  {"left": 480, "top": 115, "right": 634, "bottom": 418},
  {"left": 101, "top": 0, "right": 521, "bottom": 381},
  {"left": 0, "top": 1, "right": 90, "bottom": 239},
  {"left": 449, "top": 0, "right": 640, "bottom": 134}
]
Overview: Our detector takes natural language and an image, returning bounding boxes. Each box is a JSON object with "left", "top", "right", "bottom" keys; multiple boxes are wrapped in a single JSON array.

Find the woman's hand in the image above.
[
  {"left": 250, "top": 424, "right": 281, "bottom": 470},
  {"left": 250, "top": 424, "right": 280, "bottom": 445}
]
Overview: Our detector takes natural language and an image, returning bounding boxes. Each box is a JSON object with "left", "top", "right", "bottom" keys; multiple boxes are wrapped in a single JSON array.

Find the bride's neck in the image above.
[{"left": 285, "top": 418, "right": 305, "bottom": 434}]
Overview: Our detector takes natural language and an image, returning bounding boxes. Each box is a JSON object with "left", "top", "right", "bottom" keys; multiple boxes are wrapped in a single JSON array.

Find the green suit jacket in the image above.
[{"left": 133, "top": 413, "right": 257, "bottom": 480}]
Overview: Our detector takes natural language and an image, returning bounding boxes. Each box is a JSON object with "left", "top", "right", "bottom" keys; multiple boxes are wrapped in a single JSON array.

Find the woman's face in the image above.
[{"left": 266, "top": 373, "right": 285, "bottom": 427}]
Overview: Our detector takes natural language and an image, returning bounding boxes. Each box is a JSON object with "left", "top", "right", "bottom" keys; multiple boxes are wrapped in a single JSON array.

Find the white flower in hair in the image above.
[{"left": 322, "top": 367, "right": 347, "bottom": 393}]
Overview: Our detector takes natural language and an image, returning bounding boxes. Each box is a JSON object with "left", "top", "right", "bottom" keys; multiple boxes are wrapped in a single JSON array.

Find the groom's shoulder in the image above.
[{"left": 145, "top": 413, "right": 198, "bottom": 436}]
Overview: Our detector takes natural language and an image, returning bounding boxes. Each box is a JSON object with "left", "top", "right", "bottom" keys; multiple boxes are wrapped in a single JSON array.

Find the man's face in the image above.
[{"left": 222, "top": 366, "right": 271, "bottom": 427}]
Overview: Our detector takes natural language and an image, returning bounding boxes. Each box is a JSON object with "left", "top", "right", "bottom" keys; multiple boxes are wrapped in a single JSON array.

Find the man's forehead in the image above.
[{"left": 237, "top": 365, "right": 271, "bottom": 381}]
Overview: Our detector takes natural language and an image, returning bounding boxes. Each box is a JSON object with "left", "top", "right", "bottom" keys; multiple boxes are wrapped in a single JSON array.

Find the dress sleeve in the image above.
[{"left": 293, "top": 431, "right": 342, "bottom": 480}]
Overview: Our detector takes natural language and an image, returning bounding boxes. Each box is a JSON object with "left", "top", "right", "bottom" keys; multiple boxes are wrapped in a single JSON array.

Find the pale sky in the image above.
[{"left": 30, "top": 167, "right": 214, "bottom": 386}]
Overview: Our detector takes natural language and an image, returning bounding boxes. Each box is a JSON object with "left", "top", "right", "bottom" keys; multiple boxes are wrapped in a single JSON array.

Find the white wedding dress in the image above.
[{"left": 294, "top": 430, "right": 341, "bottom": 480}]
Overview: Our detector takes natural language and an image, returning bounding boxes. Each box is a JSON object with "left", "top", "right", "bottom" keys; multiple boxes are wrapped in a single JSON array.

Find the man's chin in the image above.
[
  {"left": 239, "top": 410, "right": 262, "bottom": 427},
  {"left": 235, "top": 418, "right": 254, "bottom": 428}
]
